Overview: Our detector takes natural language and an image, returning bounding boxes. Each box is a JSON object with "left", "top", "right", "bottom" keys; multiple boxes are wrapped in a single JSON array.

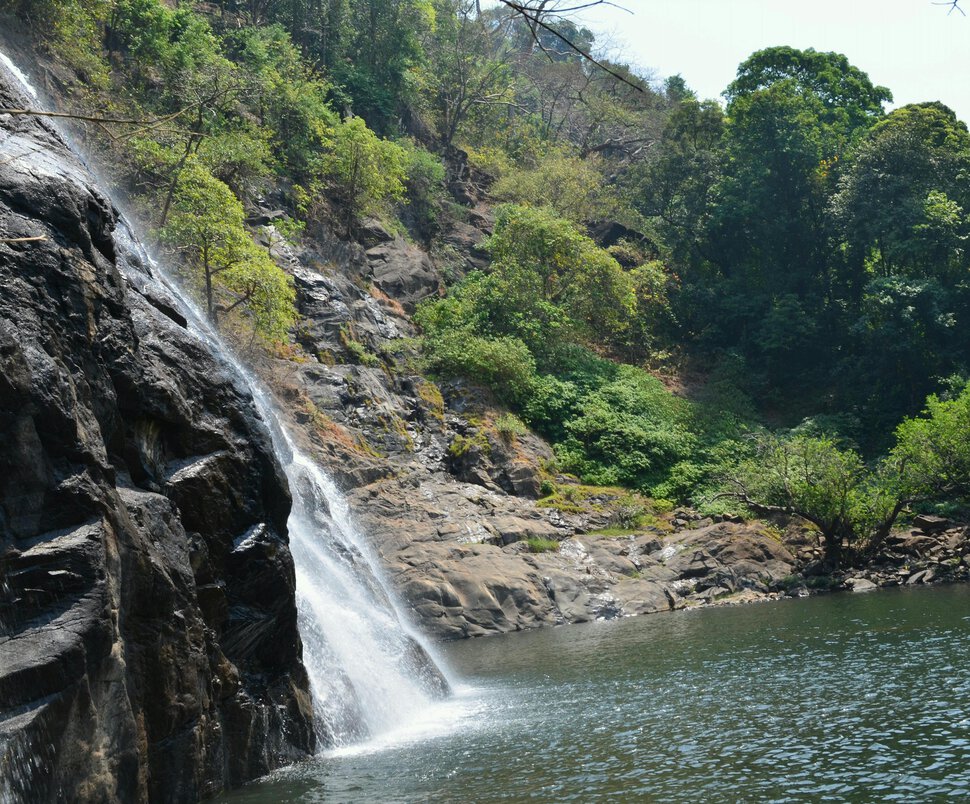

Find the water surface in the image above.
[{"left": 225, "top": 585, "right": 970, "bottom": 802}]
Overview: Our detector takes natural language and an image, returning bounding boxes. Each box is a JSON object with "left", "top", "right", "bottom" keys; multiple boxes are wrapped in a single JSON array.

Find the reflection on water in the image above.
[{"left": 224, "top": 585, "right": 970, "bottom": 802}]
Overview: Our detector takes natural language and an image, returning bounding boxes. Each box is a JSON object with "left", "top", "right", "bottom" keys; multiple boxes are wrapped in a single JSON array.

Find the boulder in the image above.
[
  {"left": 365, "top": 237, "right": 443, "bottom": 312},
  {"left": 846, "top": 577, "right": 878, "bottom": 592},
  {"left": 913, "top": 514, "right": 950, "bottom": 533}
]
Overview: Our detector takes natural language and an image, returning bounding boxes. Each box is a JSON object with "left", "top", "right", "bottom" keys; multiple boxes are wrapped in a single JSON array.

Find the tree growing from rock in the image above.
[
  {"left": 319, "top": 116, "right": 408, "bottom": 236},
  {"left": 161, "top": 160, "right": 296, "bottom": 340}
]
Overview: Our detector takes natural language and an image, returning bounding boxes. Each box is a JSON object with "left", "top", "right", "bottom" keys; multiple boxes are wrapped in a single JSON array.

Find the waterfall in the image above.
[
  {"left": 125, "top": 231, "right": 454, "bottom": 747},
  {"left": 148, "top": 254, "right": 453, "bottom": 747},
  {"left": 0, "top": 51, "right": 452, "bottom": 752}
]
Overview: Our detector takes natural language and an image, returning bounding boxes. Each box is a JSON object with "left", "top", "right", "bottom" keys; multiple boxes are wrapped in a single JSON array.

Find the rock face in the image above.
[
  {"left": 252, "top": 192, "right": 800, "bottom": 643},
  {"left": 0, "top": 80, "right": 313, "bottom": 801}
]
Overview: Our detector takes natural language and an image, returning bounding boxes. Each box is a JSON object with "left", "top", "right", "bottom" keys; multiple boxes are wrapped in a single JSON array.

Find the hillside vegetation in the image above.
[{"left": 8, "top": 0, "right": 970, "bottom": 567}]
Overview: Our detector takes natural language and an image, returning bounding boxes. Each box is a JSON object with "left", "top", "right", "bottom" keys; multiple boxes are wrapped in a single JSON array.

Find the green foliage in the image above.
[
  {"left": 419, "top": 330, "right": 537, "bottom": 406},
  {"left": 448, "top": 431, "right": 491, "bottom": 459},
  {"left": 160, "top": 161, "right": 296, "bottom": 341},
  {"left": 485, "top": 205, "right": 636, "bottom": 349},
  {"left": 340, "top": 327, "right": 381, "bottom": 366},
  {"left": 4, "top": 0, "right": 110, "bottom": 81},
  {"left": 492, "top": 149, "right": 617, "bottom": 224},
  {"left": 421, "top": 0, "right": 514, "bottom": 147},
  {"left": 554, "top": 365, "right": 696, "bottom": 492},
  {"left": 494, "top": 413, "right": 528, "bottom": 440},
  {"left": 463, "top": 145, "right": 513, "bottom": 180},
  {"left": 399, "top": 140, "right": 446, "bottom": 242},
  {"left": 719, "top": 385, "right": 970, "bottom": 565},
  {"left": 722, "top": 433, "right": 878, "bottom": 565},
  {"left": 226, "top": 25, "right": 339, "bottom": 182},
  {"left": 524, "top": 537, "right": 560, "bottom": 554},
  {"left": 320, "top": 117, "right": 408, "bottom": 235},
  {"left": 726, "top": 46, "right": 891, "bottom": 140},
  {"left": 891, "top": 383, "right": 970, "bottom": 503}
]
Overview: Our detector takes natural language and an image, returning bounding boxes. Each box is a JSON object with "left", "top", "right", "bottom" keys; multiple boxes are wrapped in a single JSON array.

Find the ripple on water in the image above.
[{"left": 222, "top": 585, "right": 970, "bottom": 803}]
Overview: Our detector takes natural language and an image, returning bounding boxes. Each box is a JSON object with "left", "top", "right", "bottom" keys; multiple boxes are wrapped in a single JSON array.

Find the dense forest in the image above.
[{"left": 6, "top": 0, "right": 970, "bottom": 568}]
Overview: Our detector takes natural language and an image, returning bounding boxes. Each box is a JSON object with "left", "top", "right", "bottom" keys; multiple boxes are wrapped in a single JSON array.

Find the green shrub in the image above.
[
  {"left": 491, "top": 148, "right": 618, "bottom": 224},
  {"left": 319, "top": 117, "right": 408, "bottom": 236},
  {"left": 555, "top": 365, "right": 697, "bottom": 492},
  {"left": 340, "top": 328, "right": 381, "bottom": 367},
  {"left": 494, "top": 413, "right": 528, "bottom": 441},
  {"left": 420, "top": 331, "right": 537, "bottom": 406}
]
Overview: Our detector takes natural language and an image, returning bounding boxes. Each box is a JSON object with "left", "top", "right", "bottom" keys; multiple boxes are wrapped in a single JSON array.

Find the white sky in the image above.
[{"left": 572, "top": 0, "right": 970, "bottom": 120}]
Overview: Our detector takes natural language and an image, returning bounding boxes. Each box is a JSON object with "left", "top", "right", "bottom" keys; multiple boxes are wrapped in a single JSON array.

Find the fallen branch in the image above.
[{"left": 0, "top": 235, "right": 46, "bottom": 243}]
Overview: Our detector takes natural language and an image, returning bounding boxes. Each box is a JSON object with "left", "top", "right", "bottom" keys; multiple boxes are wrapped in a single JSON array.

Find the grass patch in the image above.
[
  {"left": 525, "top": 537, "right": 560, "bottom": 553},
  {"left": 494, "top": 412, "right": 528, "bottom": 441},
  {"left": 588, "top": 527, "right": 639, "bottom": 537},
  {"left": 416, "top": 380, "right": 445, "bottom": 421},
  {"left": 448, "top": 431, "right": 491, "bottom": 459},
  {"left": 340, "top": 326, "right": 381, "bottom": 367}
]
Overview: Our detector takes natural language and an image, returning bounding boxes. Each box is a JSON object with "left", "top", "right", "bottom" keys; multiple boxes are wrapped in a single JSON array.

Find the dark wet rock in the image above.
[
  {"left": 0, "top": 77, "right": 312, "bottom": 802},
  {"left": 357, "top": 216, "right": 396, "bottom": 249}
]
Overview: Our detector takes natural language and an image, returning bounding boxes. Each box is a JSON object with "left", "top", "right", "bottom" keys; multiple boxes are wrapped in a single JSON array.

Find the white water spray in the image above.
[{"left": 0, "top": 50, "right": 454, "bottom": 752}]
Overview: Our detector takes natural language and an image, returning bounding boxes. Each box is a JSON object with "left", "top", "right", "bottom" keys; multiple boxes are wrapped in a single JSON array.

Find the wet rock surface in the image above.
[{"left": 0, "top": 79, "right": 312, "bottom": 802}]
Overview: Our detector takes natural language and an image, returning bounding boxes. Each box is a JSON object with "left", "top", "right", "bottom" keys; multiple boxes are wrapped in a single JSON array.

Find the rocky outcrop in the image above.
[
  {"left": 815, "top": 520, "right": 970, "bottom": 595},
  {"left": 256, "top": 212, "right": 801, "bottom": 642},
  {"left": 373, "top": 505, "right": 796, "bottom": 639},
  {"left": 364, "top": 236, "right": 443, "bottom": 313},
  {"left": 0, "top": 78, "right": 313, "bottom": 802}
]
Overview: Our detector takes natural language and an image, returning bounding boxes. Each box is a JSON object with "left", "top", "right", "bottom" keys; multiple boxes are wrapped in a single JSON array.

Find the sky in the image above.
[{"left": 572, "top": 0, "right": 970, "bottom": 120}]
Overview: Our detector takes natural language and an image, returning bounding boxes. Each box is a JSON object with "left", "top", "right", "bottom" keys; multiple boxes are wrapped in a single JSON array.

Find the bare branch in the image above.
[
  {"left": 496, "top": 0, "right": 644, "bottom": 92},
  {"left": 933, "top": 1, "right": 966, "bottom": 16}
]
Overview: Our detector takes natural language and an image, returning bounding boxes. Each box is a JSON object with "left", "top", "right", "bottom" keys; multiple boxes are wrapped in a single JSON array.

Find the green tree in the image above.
[
  {"left": 726, "top": 45, "right": 891, "bottom": 143},
  {"left": 717, "top": 433, "right": 881, "bottom": 567},
  {"left": 492, "top": 148, "right": 617, "bottom": 224},
  {"left": 486, "top": 204, "right": 635, "bottom": 349},
  {"left": 831, "top": 102, "right": 970, "bottom": 287},
  {"left": 891, "top": 383, "right": 970, "bottom": 508},
  {"left": 161, "top": 161, "right": 296, "bottom": 340},
  {"left": 335, "top": 0, "right": 434, "bottom": 131},
  {"left": 422, "top": 0, "right": 514, "bottom": 148},
  {"left": 319, "top": 117, "right": 408, "bottom": 236}
]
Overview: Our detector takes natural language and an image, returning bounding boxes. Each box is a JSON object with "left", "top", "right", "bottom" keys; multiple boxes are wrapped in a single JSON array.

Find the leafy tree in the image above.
[
  {"left": 831, "top": 102, "right": 970, "bottom": 288},
  {"left": 726, "top": 45, "right": 891, "bottom": 143},
  {"left": 226, "top": 24, "right": 339, "bottom": 182},
  {"left": 398, "top": 140, "right": 446, "bottom": 243},
  {"left": 160, "top": 161, "right": 296, "bottom": 340},
  {"left": 717, "top": 433, "right": 883, "bottom": 567},
  {"left": 891, "top": 383, "right": 970, "bottom": 510},
  {"left": 334, "top": 0, "right": 435, "bottom": 132},
  {"left": 422, "top": 0, "right": 514, "bottom": 148},
  {"left": 492, "top": 148, "right": 617, "bottom": 224},
  {"left": 485, "top": 204, "right": 635, "bottom": 349},
  {"left": 319, "top": 117, "right": 408, "bottom": 236}
]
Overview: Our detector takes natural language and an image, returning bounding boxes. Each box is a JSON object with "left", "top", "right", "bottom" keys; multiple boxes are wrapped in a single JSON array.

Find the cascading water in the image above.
[
  {"left": 0, "top": 50, "right": 453, "bottom": 753},
  {"left": 128, "top": 245, "right": 455, "bottom": 747}
]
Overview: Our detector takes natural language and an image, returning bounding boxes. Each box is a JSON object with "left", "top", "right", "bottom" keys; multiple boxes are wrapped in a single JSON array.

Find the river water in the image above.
[{"left": 224, "top": 585, "right": 970, "bottom": 802}]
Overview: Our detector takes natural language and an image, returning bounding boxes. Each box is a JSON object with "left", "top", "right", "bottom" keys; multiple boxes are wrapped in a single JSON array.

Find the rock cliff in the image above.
[
  {"left": 247, "top": 190, "right": 802, "bottom": 642},
  {"left": 0, "top": 77, "right": 313, "bottom": 802}
]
